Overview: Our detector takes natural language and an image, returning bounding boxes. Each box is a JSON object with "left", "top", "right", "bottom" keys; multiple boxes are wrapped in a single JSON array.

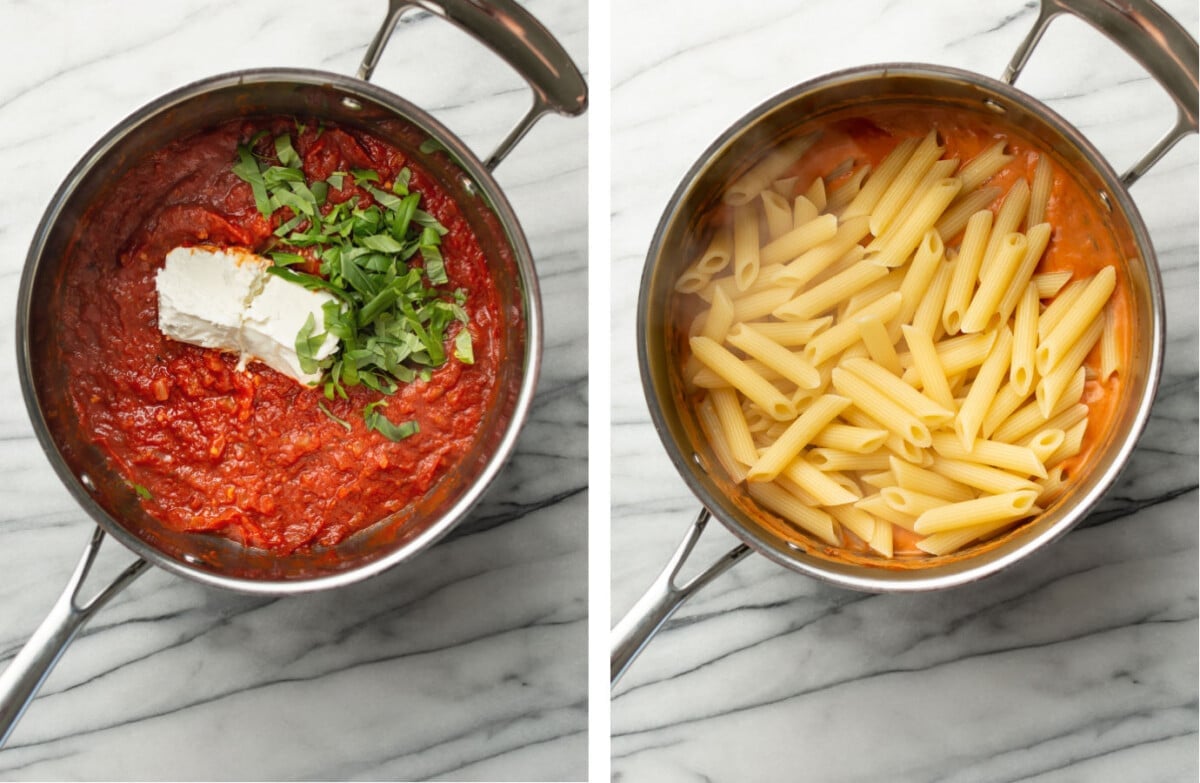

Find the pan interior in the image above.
[
  {"left": 640, "top": 66, "right": 1163, "bottom": 591},
  {"left": 20, "top": 72, "right": 537, "bottom": 591}
]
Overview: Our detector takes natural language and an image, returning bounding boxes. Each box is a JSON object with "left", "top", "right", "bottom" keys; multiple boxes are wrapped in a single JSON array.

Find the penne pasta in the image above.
[
  {"left": 896, "top": 229, "right": 946, "bottom": 326},
  {"left": 957, "top": 140, "right": 1014, "bottom": 193},
  {"left": 832, "top": 367, "right": 932, "bottom": 448},
  {"left": 778, "top": 215, "right": 872, "bottom": 288},
  {"left": 1033, "top": 270, "right": 1072, "bottom": 299},
  {"left": 746, "top": 481, "right": 839, "bottom": 545},
  {"left": 691, "top": 336, "right": 797, "bottom": 420},
  {"left": 855, "top": 313, "right": 903, "bottom": 376},
  {"left": 933, "top": 185, "right": 1001, "bottom": 242},
  {"left": 761, "top": 190, "right": 794, "bottom": 240},
  {"left": 697, "top": 395, "right": 749, "bottom": 483},
  {"left": 1100, "top": 303, "right": 1121, "bottom": 382},
  {"left": 761, "top": 213, "right": 839, "bottom": 267},
  {"left": 870, "top": 178, "right": 963, "bottom": 268},
  {"left": 696, "top": 224, "right": 734, "bottom": 275},
  {"left": 774, "top": 259, "right": 889, "bottom": 321},
  {"left": 726, "top": 323, "right": 822, "bottom": 389},
  {"left": 733, "top": 202, "right": 761, "bottom": 291},
  {"left": 710, "top": 387, "right": 759, "bottom": 467},
  {"left": 804, "top": 176, "right": 827, "bottom": 211},
  {"left": 825, "top": 164, "right": 872, "bottom": 215},
  {"left": 913, "top": 490, "right": 1038, "bottom": 534},
  {"left": 725, "top": 132, "right": 820, "bottom": 206},
  {"left": 1010, "top": 281, "right": 1039, "bottom": 395},
  {"left": 954, "top": 326, "right": 1013, "bottom": 449},
  {"left": 961, "top": 232, "right": 1027, "bottom": 334},
  {"left": 746, "top": 394, "right": 851, "bottom": 481},
  {"left": 1036, "top": 266, "right": 1115, "bottom": 375},
  {"left": 842, "top": 136, "right": 920, "bottom": 219},
  {"left": 870, "top": 130, "right": 943, "bottom": 236},
  {"left": 889, "top": 456, "right": 975, "bottom": 502},
  {"left": 942, "top": 209, "right": 993, "bottom": 334},
  {"left": 812, "top": 423, "right": 889, "bottom": 454},
  {"left": 1028, "top": 154, "right": 1053, "bottom": 226}
]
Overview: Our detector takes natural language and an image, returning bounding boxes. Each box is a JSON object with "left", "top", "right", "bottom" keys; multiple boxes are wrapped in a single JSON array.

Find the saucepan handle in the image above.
[
  {"left": 610, "top": 508, "right": 753, "bottom": 688},
  {"left": 1004, "top": 0, "right": 1199, "bottom": 187},
  {"left": 0, "top": 527, "right": 148, "bottom": 748},
  {"left": 357, "top": 0, "right": 588, "bottom": 171}
]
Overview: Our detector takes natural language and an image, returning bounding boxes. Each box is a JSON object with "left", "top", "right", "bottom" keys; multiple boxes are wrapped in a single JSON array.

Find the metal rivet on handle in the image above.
[
  {"left": 982, "top": 98, "right": 1007, "bottom": 114},
  {"left": 80, "top": 474, "right": 95, "bottom": 492},
  {"left": 1099, "top": 191, "right": 1113, "bottom": 212},
  {"left": 341, "top": 97, "right": 363, "bottom": 111}
]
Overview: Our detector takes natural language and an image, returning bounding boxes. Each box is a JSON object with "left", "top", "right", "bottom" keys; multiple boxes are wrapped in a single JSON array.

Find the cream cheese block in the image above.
[{"left": 156, "top": 246, "right": 339, "bottom": 386}]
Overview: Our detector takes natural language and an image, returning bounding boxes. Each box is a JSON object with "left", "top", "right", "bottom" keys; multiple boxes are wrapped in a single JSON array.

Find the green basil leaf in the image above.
[
  {"left": 270, "top": 252, "right": 307, "bottom": 267},
  {"left": 393, "top": 167, "right": 412, "bottom": 195},
  {"left": 295, "top": 313, "right": 324, "bottom": 375},
  {"left": 361, "top": 234, "right": 406, "bottom": 253},
  {"left": 421, "top": 245, "right": 448, "bottom": 285},
  {"left": 419, "top": 138, "right": 447, "bottom": 155},
  {"left": 454, "top": 328, "right": 474, "bottom": 365},
  {"left": 317, "top": 400, "right": 351, "bottom": 431},
  {"left": 275, "top": 134, "right": 302, "bottom": 168},
  {"left": 327, "top": 172, "right": 345, "bottom": 190},
  {"left": 366, "top": 184, "right": 403, "bottom": 210},
  {"left": 351, "top": 168, "right": 381, "bottom": 185},
  {"left": 232, "top": 145, "right": 272, "bottom": 217},
  {"left": 363, "top": 401, "right": 419, "bottom": 441}
]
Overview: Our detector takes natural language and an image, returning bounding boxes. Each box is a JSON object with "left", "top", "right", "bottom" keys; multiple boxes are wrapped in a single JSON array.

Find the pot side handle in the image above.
[
  {"left": 1005, "top": 0, "right": 1199, "bottom": 187},
  {"left": 611, "top": 508, "right": 753, "bottom": 688},
  {"left": 0, "top": 527, "right": 148, "bottom": 749},
  {"left": 358, "top": 0, "right": 588, "bottom": 171}
]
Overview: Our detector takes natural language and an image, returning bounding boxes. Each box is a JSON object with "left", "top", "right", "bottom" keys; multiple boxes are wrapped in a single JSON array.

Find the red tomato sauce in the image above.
[{"left": 58, "top": 118, "right": 504, "bottom": 555}]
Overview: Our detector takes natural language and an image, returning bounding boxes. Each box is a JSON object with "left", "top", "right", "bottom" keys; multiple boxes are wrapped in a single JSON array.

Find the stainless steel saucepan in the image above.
[
  {"left": 613, "top": 0, "right": 1196, "bottom": 685},
  {"left": 1, "top": 0, "right": 586, "bottom": 745}
]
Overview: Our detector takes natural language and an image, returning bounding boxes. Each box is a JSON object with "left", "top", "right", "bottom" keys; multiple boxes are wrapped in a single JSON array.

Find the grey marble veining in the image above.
[
  {"left": 0, "top": 1, "right": 587, "bottom": 780},
  {"left": 611, "top": 1, "right": 1198, "bottom": 781}
]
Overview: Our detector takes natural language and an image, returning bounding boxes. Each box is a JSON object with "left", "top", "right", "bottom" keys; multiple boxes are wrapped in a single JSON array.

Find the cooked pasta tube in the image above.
[
  {"left": 871, "top": 178, "right": 962, "bottom": 268},
  {"left": 761, "top": 213, "right": 838, "bottom": 267},
  {"left": 779, "top": 457, "right": 860, "bottom": 506},
  {"left": 889, "top": 456, "right": 975, "bottom": 502},
  {"left": 746, "top": 394, "right": 851, "bottom": 482},
  {"left": 805, "top": 291, "right": 902, "bottom": 366},
  {"left": 1010, "top": 281, "right": 1039, "bottom": 395},
  {"left": 697, "top": 395, "right": 749, "bottom": 483},
  {"left": 942, "top": 209, "right": 993, "bottom": 334},
  {"left": 832, "top": 367, "right": 932, "bottom": 448},
  {"left": 812, "top": 423, "right": 889, "bottom": 453},
  {"left": 961, "top": 232, "right": 1027, "bottom": 333},
  {"left": 725, "top": 132, "right": 819, "bottom": 206},
  {"left": 761, "top": 190, "right": 793, "bottom": 240},
  {"left": 710, "top": 387, "right": 758, "bottom": 467},
  {"left": 779, "top": 215, "right": 872, "bottom": 288},
  {"left": 900, "top": 324, "right": 956, "bottom": 412},
  {"left": 842, "top": 135, "right": 920, "bottom": 219},
  {"left": 1036, "top": 266, "right": 1115, "bottom": 374},
  {"left": 774, "top": 259, "right": 889, "bottom": 320},
  {"left": 746, "top": 481, "right": 839, "bottom": 545},
  {"left": 726, "top": 323, "right": 821, "bottom": 389},
  {"left": 954, "top": 326, "right": 1013, "bottom": 449},
  {"left": 934, "top": 185, "right": 1001, "bottom": 242},
  {"left": 690, "top": 336, "right": 797, "bottom": 421},
  {"left": 793, "top": 194, "right": 819, "bottom": 227},
  {"left": 957, "top": 140, "right": 1014, "bottom": 193},
  {"left": 733, "top": 202, "right": 761, "bottom": 291},
  {"left": 855, "top": 313, "right": 902, "bottom": 375},
  {"left": 930, "top": 431, "right": 1048, "bottom": 479},
  {"left": 870, "top": 130, "right": 943, "bottom": 236},
  {"left": 914, "top": 489, "right": 1038, "bottom": 535},
  {"left": 840, "top": 357, "right": 954, "bottom": 426},
  {"left": 929, "top": 456, "right": 1039, "bottom": 494}
]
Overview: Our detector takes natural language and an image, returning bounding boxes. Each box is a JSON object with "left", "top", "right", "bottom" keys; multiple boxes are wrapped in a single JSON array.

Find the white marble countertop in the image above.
[
  {"left": 611, "top": 1, "right": 1197, "bottom": 781},
  {"left": 0, "top": 1, "right": 587, "bottom": 780}
]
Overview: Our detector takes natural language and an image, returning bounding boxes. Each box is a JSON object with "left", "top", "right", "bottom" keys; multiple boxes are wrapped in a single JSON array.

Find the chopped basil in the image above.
[
  {"left": 363, "top": 400, "right": 419, "bottom": 441},
  {"left": 131, "top": 483, "right": 153, "bottom": 500},
  {"left": 232, "top": 128, "right": 467, "bottom": 438},
  {"left": 317, "top": 400, "right": 352, "bottom": 431}
]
